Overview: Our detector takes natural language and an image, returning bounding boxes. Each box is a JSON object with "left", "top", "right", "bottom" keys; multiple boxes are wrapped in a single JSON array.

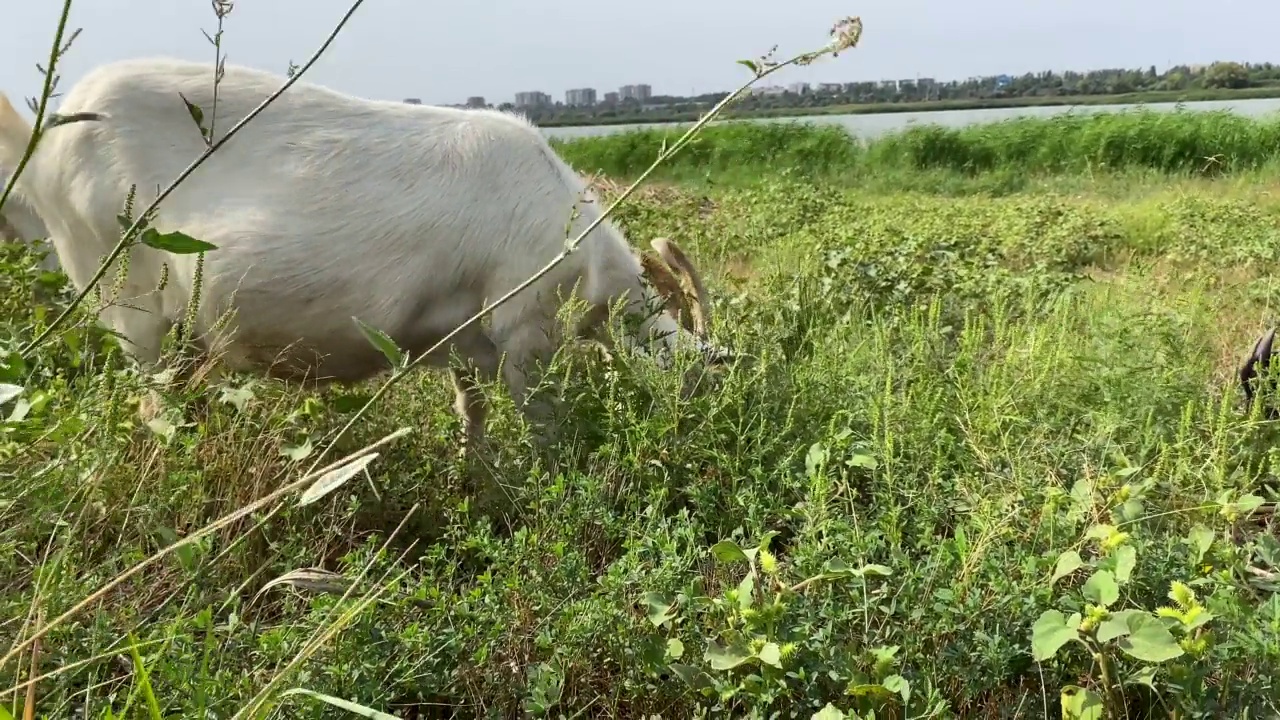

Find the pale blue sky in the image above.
[{"left": 2, "top": 0, "right": 1276, "bottom": 109}]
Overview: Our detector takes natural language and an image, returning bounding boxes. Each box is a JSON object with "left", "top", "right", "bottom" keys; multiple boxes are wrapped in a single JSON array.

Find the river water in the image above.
[{"left": 541, "top": 97, "right": 1280, "bottom": 142}]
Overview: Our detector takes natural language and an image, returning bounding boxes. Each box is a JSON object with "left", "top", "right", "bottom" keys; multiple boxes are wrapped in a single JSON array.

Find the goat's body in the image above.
[{"left": 0, "top": 58, "right": 709, "bottom": 441}]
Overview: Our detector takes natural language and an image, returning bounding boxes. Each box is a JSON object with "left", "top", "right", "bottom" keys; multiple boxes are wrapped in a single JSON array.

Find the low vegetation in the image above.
[
  {"left": 6, "top": 122, "right": 1280, "bottom": 715},
  {"left": 554, "top": 108, "right": 1280, "bottom": 186}
]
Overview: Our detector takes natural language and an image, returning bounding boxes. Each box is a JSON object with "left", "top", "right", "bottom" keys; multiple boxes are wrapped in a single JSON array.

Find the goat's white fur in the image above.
[
  {"left": 0, "top": 170, "right": 60, "bottom": 271},
  {"left": 0, "top": 57, "right": 718, "bottom": 442}
]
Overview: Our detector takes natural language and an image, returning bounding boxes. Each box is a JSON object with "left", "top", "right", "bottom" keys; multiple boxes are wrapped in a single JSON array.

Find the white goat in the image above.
[{"left": 0, "top": 57, "right": 723, "bottom": 443}]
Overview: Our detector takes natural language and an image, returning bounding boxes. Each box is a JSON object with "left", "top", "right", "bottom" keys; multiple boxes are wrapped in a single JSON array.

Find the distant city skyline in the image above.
[
  {"left": 447, "top": 62, "right": 1254, "bottom": 109},
  {"left": 2, "top": 0, "right": 1278, "bottom": 113}
]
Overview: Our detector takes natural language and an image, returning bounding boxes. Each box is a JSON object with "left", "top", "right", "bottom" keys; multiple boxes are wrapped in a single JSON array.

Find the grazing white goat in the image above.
[{"left": 0, "top": 57, "right": 724, "bottom": 443}]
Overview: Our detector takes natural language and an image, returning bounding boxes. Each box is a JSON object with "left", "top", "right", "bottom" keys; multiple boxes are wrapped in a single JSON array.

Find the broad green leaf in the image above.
[
  {"left": 1084, "top": 523, "right": 1116, "bottom": 541},
  {"left": 805, "top": 442, "right": 826, "bottom": 477},
  {"left": 1187, "top": 525, "right": 1214, "bottom": 564},
  {"left": 845, "top": 683, "right": 893, "bottom": 698},
  {"left": 1070, "top": 479, "right": 1095, "bottom": 512},
  {"left": 352, "top": 317, "right": 406, "bottom": 369},
  {"left": 1236, "top": 493, "right": 1266, "bottom": 517},
  {"left": 1117, "top": 498, "right": 1144, "bottom": 521},
  {"left": 1111, "top": 545, "right": 1136, "bottom": 584},
  {"left": 218, "top": 384, "right": 256, "bottom": 411},
  {"left": 868, "top": 644, "right": 900, "bottom": 677},
  {"left": 139, "top": 227, "right": 217, "bottom": 253},
  {"left": 1031, "top": 610, "right": 1079, "bottom": 661},
  {"left": 1082, "top": 570, "right": 1119, "bottom": 607},
  {"left": 811, "top": 704, "right": 846, "bottom": 720},
  {"left": 1116, "top": 613, "right": 1184, "bottom": 663},
  {"left": 710, "top": 539, "right": 748, "bottom": 564},
  {"left": 821, "top": 558, "right": 892, "bottom": 579},
  {"left": 758, "top": 641, "right": 782, "bottom": 668},
  {"left": 847, "top": 453, "right": 878, "bottom": 469},
  {"left": 737, "top": 573, "right": 755, "bottom": 609},
  {"left": 881, "top": 674, "right": 910, "bottom": 704},
  {"left": 705, "top": 639, "right": 752, "bottom": 670},
  {"left": 0, "top": 704, "right": 11, "bottom": 720},
  {"left": 281, "top": 439, "right": 314, "bottom": 462},
  {"left": 298, "top": 452, "right": 379, "bottom": 506},
  {"left": 156, "top": 526, "right": 199, "bottom": 573},
  {"left": 670, "top": 663, "right": 713, "bottom": 691},
  {"left": 641, "top": 592, "right": 677, "bottom": 628},
  {"left": 1126, "top": 665, "right": 1159, "bottom": 689},
  {"left": 755, "top": 530, "right": 780, "bottom": 553},
  {"left": 1061, "top": 685, "right": 1104, "bottom": 720},
  {"left": 1051, "top": 550, "right": 1084, "bottom": 585},
  {"left": 1096, "top": 609, "right": 1146, "bottom": 643},
  {"left": 281, "top": 688, "right": 399, "bottom": 719},
  {"left": 665, "top": 638, "right": 684, "bottom": 660}
]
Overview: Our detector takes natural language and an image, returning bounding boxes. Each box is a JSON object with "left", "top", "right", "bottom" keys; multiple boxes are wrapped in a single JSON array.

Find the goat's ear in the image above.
[
  {"left": 651, "top": 237, "right": 711, "bottom": 338},
  {"left": 637, "top": 248, "right": 695, "bottom": 333},
  {"left": 1241, "top": 326, "right": 1277, "bottom": 407}
]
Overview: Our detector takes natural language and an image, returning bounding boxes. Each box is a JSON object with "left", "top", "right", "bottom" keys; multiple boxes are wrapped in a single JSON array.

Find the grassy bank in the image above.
[
  {"left": 553, "top": 108, "right": 1280, "bottom": 187},
  {"left": 5, "top": 170, "right": 1280, "bottom": 717},
  {"left": 537, "top": 85, "right": 1280, "bottom": 128}
]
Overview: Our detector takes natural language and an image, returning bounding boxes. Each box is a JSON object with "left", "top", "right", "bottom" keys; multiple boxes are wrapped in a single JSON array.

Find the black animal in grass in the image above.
[{"left": 1240, "top": 327, "right": 1280, "bottom": 419}]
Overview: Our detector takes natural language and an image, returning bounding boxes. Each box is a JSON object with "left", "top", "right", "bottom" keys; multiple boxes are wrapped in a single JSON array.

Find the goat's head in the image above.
[
  {"left": 1241, "top": 327, "right": 1279, "bottom": 419},
  {"left": 635, "top": 236, "right": 735, "bottom": 371},
  {"left": 0, "top": 188, "right": 49, "bottom": 244},
  {"left": 0, "top": 177, "right": 58, "bottom": 272}
]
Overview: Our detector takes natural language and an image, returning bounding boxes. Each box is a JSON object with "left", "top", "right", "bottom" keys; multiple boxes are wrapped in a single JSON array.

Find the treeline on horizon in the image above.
[
  {"left": 513, "top": 60, "right": 1279, "bottom": 125},
  {"left": 552, "top": 106, "right": 1280, "bottom": 179}
]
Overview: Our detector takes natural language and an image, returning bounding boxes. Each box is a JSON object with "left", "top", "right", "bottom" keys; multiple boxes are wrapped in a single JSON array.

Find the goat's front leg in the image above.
[
  {"left": 98, "top": 302, "right": 177, "bottom": 423},
  {"left": 447, "top": 328, "right": 502, "bottom": 448},
  {"left": 490, "top": 305, "right": 561, "bottom": 444}
]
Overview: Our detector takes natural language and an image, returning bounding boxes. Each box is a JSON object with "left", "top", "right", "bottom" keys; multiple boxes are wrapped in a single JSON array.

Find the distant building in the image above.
[
  {"left": 788, "top": 82, "right": 811, "bottom": 94},
  {"left": 403, "top": 97, "right": 422, "bottom": 104},
  {"left": 897, "top": 79, "right": 916, "bottom": 90},
  {"left": 917, "top": 78, "right": 936, "bottom": 88},
  {"left": 465, "top": 96, "right": 486, "bottom": 108},
  {"left": 513, "top": 91, "right": 552, "bottom": 108},
  {"left": 618, "top": 84, "right": 652, "bottom": 102},
  {"left": 603, "top": 91, "right": 619, "bottom": 104},
  {"left": 817, "top": 82, "right": 844, "bottom": 93},
  {"left": 565, "top": 87, "right": 597, "bottom": 107},
  {"left": 748, "top": 85, "right": 787, "bottom": 97},
  {"left": 879, "top": 80, "right": 897, "bottom": 90},
  {"left": 994, "top": 74, "right": 1013, "bottom": 88}
]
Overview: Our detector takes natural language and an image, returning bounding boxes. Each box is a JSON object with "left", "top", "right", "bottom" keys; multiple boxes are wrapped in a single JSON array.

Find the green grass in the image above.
[
  {"left": 553, "top": 108, "right": 1280, "bottom": 188},
  {"left": 536, "top": 85, "right": 1280, "bottom": 127},
  {"left": 6, "top": 128, "right": 1280, "bottom": 718}
]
